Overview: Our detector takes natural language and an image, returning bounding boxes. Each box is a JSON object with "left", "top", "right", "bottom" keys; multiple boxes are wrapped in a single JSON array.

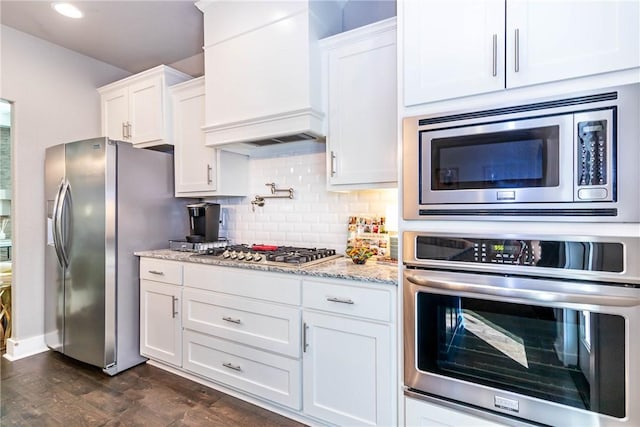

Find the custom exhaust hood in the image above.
[{"left": 196, "top": 0, "right": 343, "bottom": 154}]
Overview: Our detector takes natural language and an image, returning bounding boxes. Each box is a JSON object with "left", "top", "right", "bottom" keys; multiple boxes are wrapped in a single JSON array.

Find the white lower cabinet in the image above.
[
  {"left": 140, "top": 259, "right": 397, "bottom": 425},
  {"left": 303, "top": 311, "right": 392, "bottom": 426},
  {"left": 139, "top": 258, "right": 184, "bottom": 367},
  {"left": 181, "top": 264, "right": 303, "bottom": 409},
  {"left": 302, "top": 278, "right": 395, "bottom": 426},
  {"left": 140, "top": 281, "right": 182, "bottom": 367},
  {"left": 405, "top": 397, "right": 509, "bottom": 427}
]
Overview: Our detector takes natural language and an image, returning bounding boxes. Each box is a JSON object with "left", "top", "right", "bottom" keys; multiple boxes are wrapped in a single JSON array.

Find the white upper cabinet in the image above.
[
  {"left": 403, "top": 0, "right": 505, "bottom": 106},
  {"left": 196, "top": 0, "right": 343, "bottom": 153},
  {"left": 403, "top": 0, "right": 640, "bottom": 106},
  {"left": 321, "top": 18, "right": 398, "bottom": 190},
  {"left": 505, "top": 0, "right": 640, "bottom": 88},
  {"left": 98, "top": 65, "right": 191, "bottom": 148},
  {"left": 170, "top": 78, "right": 248, "bottom": 197}
]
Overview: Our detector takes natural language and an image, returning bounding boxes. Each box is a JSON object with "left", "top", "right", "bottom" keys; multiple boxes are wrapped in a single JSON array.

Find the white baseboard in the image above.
[{"left": 3, "top": 335, "right": 48, "bottom": 361}]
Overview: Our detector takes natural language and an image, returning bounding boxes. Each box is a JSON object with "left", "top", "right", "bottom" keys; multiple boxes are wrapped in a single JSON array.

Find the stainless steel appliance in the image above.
[
  {"left": 44, "top": 137, "right": 188, "bottom": 375},
  {"left": 186, "top": 202, "right": 220, "bottom": 243},
  {"left": 403, "top": 83, "right": 640, "bottom": 221},
  {"left": 190, "top": 244, "right": 341, "bottom": 267},
  {"left": 403, "top": 231, "right": 640, "bottom": 426}
]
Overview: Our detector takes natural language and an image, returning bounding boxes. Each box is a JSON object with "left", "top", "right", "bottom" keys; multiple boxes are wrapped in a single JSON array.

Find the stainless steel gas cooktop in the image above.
[{"left": 189, "top": 243, "right": 342, "bottom": 267}]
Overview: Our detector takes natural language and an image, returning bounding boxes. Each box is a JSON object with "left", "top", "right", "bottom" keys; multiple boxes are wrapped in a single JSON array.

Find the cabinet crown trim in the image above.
[
  {"left": 98, "top": 65, "right": 192, "bottom": 93},
  {"left": 320, "top": 17, "right": 397, "bottom": 49}
]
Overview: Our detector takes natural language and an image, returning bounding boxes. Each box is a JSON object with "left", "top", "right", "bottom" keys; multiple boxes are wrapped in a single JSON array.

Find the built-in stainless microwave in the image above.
[{"left": 403, "top": 83, "right": 640, "bottom": 222}]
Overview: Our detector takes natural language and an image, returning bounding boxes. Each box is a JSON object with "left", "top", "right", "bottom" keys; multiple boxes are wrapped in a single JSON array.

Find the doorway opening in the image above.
[{"left": 0, "top": 99, "right": 13, "bottom": 352}]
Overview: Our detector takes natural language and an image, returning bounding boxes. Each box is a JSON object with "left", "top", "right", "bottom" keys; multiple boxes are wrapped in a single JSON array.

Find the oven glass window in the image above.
[
  {"left": 416, "top": 293, "right": 625, "bottom": 418},
  {"left": 429, "top": 126, "right": 560, "bottom": 190}
]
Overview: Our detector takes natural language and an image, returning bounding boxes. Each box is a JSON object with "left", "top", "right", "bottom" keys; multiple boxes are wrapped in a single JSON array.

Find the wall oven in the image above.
[
  {"left": 402, "top": 83, "right": 640, "bottom": 222},
  {"left": 403, "top": 231, "right": 640, "bottom": 426}
]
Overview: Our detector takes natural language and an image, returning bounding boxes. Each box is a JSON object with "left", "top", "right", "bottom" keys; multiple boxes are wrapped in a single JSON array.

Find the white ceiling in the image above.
[{"left": 0, "top": 0, "right": 205, "bottom": 76}]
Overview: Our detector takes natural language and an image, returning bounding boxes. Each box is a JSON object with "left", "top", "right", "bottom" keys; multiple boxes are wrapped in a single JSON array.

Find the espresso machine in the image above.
[{"left": 186, "top": 202, "right": 220, "bottom": 243}]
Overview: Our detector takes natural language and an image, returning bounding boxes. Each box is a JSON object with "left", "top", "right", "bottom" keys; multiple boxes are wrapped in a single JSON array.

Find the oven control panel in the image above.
[
  {"left": 413, "top": 235, "right": 623, "bottom": 272},
  {"left": 473, "top": 241, "right": 537, "bottom": 265}
]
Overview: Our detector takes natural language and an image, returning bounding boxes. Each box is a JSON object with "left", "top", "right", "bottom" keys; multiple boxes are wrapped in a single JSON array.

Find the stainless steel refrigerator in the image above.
[{"left": 44, "top": 137, "right": 188, "bottom": 375}]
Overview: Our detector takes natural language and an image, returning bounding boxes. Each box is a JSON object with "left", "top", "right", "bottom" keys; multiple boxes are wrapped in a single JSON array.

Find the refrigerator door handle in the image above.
[
  {"left": 55, "top": 180, "right": 71, "bottom": 268},
  {"left": 52, "top": 179, "right": 66, "bottom": 268}
]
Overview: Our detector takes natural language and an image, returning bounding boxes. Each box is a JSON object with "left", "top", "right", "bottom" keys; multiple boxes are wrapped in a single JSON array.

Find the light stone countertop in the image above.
[{"left": 135, "top": 249, "right": 398, "bottom": 286}]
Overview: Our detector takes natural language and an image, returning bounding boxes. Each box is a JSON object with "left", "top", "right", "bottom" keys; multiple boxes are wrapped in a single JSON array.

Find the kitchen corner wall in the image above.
[{"left": 209, "top": 143, "right": 397, "bottom": 251}]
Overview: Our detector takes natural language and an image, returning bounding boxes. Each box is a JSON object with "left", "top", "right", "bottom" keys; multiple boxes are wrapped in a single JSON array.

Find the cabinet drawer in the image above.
[
  {"left": 303, "top": 279, "right": 392, "bottom": 322},
  {"left": 405, "top": 397, "right": 509, "bottom": 427},
  {"left": 183, "top": 288, "right": 301, "bottom": 358},
  {"left": 140, "top": 258, "right": 183, "bottom": 285},
  {"left": 183, "top": 264, "right": 301, "bottom": 305},
  {"left": 183, "top": 329, "right": 301, "bottom": 410}
]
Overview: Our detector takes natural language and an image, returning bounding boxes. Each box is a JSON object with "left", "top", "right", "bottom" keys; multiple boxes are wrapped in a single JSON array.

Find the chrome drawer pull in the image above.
[
  {"left": 222, "top": 316, "right": 241, "bottom": 324},
  {"left": 326, "top": 296, "right": 354, "bottom": 305},
  {"left": 514, "top": 28, "right": 520, "bottom": 73},
  {"left": 492, "top": 33, "right": 497, "bottom": 76},
  {"left": 330, "top": 151, "right": 337, "bottom": 177},
  {"left": 303, "top": 322, "right": 309, "bottom": 352},
  {"left": 148, "top": 270, "right": 164, "bottom": 275},
  {"left": 222, "top": 362, "right": 242, "bottom": 372},
  {"left": 171, "top": 296, "right": 178, "bottom": 318}
]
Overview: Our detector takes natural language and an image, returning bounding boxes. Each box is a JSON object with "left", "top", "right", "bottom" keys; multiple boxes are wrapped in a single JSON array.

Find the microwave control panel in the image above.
[{"left": 578, "top": 120, "right": 607, "bottom": 186}]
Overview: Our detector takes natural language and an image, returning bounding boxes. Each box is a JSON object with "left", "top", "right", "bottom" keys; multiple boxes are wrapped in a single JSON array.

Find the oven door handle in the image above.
[{"left": 406, "top": 274, "right": 640, "bottom": 307}]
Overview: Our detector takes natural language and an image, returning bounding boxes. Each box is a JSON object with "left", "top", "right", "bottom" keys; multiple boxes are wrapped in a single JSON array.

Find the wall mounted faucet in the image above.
[{"left": 251, "top": 183, "right": 294, "bottom": 212}]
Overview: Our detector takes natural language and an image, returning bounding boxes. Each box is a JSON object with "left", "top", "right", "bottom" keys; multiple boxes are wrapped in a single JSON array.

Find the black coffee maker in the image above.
[{"left": 186, "top": 202, "right": 220, "bottom": 243}]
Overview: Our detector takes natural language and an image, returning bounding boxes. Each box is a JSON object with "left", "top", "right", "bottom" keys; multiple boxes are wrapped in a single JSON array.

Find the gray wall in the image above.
[
  {"left": 342, "top": 0, "right": 396, "bottom": 31},
  {"left": 0, "top": 24, "right": 130, "bottom": 349}
]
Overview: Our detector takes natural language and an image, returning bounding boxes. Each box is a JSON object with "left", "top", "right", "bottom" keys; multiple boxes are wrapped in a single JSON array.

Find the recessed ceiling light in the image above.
[{"left": 52, "top": 2, "right": 84, "bottom": 19}]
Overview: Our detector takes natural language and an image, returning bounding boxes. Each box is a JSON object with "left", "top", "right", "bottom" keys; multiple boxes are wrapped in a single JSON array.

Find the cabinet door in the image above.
[
  {"left": 303, "top": 311, "right": 392, "bottom": 426},
  {"left": 327, "top": 26, "right": 397, "bottom": 188},
  {"left": 403, "top": 0, "right": 505, "bottom": 105},
  {"left": 101, "top": 87, "right": 128, "bottom": 140},
  {"left": 140, "top": 280, "right": 181, "bottom": 367},
  {"left": 172, "top": 86, "right": 217, "bottom": 194},
  {"left": 506, "top": 0, "right": 640, "bottom": 88},
  {"left": 128, "top": 76, "right": 164, "bottom": 144}
]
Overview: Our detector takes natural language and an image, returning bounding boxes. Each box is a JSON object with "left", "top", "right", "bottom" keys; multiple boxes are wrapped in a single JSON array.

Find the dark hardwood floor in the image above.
[{"left": 0, "top": 351, "right": 307, "bottom": 427}]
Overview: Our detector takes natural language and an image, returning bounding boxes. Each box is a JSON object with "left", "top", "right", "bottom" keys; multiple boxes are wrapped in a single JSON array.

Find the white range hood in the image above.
[{"left": 196, "top": 0, "right": 344, "bottom": 154}]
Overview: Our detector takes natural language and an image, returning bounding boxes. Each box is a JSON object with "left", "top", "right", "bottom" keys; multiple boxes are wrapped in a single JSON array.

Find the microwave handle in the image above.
[{"left": 405, "top": 273, "right": 640, "bottom": 308}]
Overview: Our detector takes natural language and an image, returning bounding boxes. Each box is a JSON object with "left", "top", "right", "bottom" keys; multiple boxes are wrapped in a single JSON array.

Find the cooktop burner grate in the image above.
[{"left": 195, "top": 244, "right": 341, "bottom": 266}]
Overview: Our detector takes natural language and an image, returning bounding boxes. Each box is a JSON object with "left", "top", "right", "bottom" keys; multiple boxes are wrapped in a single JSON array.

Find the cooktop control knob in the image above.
[
  {"left": 222, "top": 250, "right": 231, "bottom": 259},
  {"left": 253, "top": 253, "right": 263, "bottom": 262}
]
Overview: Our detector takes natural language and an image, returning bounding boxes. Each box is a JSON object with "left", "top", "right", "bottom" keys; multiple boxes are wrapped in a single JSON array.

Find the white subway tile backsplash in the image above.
[{"left": 217, "top": 151, "right": 397, "bottom": 251}]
